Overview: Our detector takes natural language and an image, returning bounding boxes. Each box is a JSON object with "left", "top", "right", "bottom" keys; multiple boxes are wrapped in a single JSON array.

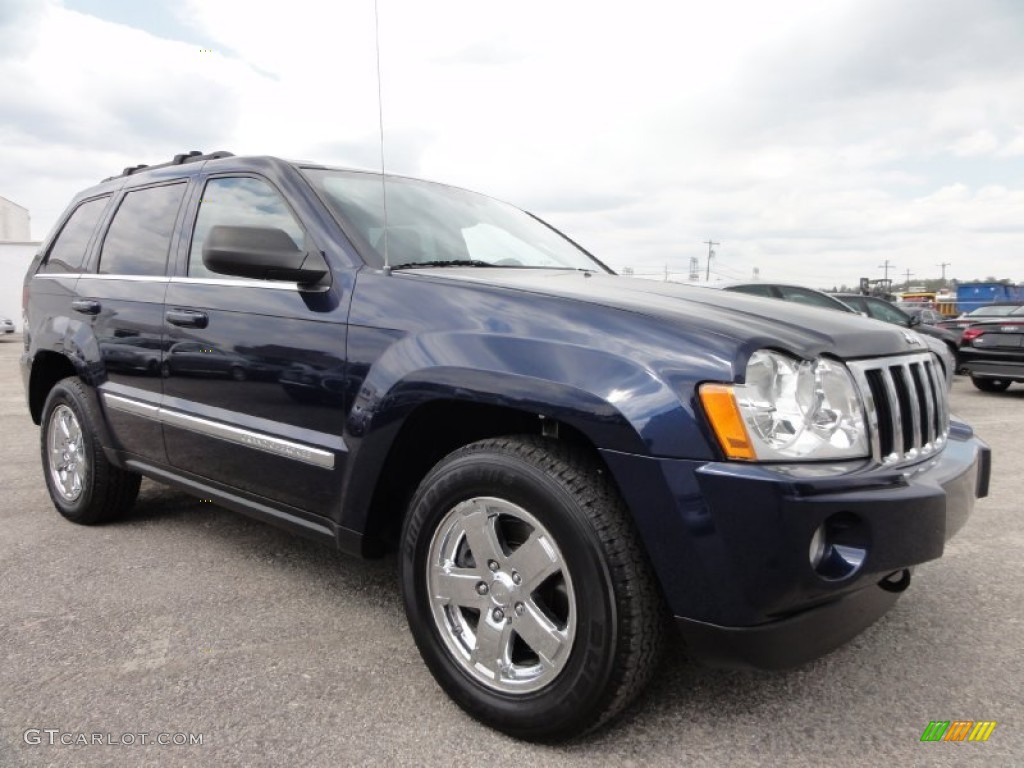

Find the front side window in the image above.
[
  {"left": 43, "top": 197, "right": 110, "bottom": 273},
  {"left": 99, "top": 184, "right": 186, "bottom": 275},
  {"left": 188, "top": 177, "right": 305, "bottom": 279}
]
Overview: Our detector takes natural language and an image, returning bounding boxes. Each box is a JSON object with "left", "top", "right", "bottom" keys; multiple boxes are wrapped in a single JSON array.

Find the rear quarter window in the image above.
[{"left": 41, "top": 197, "right": 110, "bottom": 274}]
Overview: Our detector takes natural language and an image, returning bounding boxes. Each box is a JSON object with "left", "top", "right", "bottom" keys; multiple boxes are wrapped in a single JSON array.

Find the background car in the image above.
[
  {"left": 895, "top": 304, "right": 945, "bottom": 326},
  {"left": 937, "top": 303, "right": 1024, "bottom": 342},
  {"left": 723, "top": 283, "right": 857, "bottom": 313},
  {"left": 0, "top": 317, "right": 14, "bottom": 335},
  {"left": 834, "top": 294, "right": 961, "bottom": 363},
  {"left": 721, "top": 283, "right": 955, "bottom": 378},
  {"left": 958, "top": 314, "right": 1024, "bottom": 392}
]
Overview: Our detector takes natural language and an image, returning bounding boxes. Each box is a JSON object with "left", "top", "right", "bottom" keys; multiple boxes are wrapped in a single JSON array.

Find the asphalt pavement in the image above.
[{"left": 1, "top": 336, "right": 1021, "bottom": 767}]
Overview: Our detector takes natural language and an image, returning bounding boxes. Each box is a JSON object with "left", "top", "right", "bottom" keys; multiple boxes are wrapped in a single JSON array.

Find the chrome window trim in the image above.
[
  {"left": 169, "top": 276, "right": 300, "bottom": 291},
  {"left": 103, "top": 393, "right": 335, "bottom": 469},
  {"left": 65, "top": 274, "right": 303, "bottom": 290},
  {"left": 76, "top": 274, "right": 171, "bottom": 282}
]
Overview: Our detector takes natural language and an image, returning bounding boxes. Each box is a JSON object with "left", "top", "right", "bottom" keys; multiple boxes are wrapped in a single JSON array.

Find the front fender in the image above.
[
  {"left": 354, "top": 332, "right": 713, "bottom": 457},
  {"left": 337, "top": 332, "right": 717, "bottom": 536}
]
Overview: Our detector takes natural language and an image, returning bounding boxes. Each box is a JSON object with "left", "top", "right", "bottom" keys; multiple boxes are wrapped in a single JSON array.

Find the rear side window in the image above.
[
  {"left": 188, "top": 177, "right": 304, "bottom": 279},
  {"left": 99, "top": 183, "right": 187, "bottom": 276},
  {"left": 42, "top": 197, "right": 110, "bottom": 274}
]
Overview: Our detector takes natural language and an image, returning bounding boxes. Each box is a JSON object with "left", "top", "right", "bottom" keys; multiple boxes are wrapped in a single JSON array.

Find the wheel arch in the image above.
[
  {"left": 28, "top": 350, "right": 78, "bottom": 424},
  {"left": 347, "top": 395, "right": 621, "bottom": 557}
]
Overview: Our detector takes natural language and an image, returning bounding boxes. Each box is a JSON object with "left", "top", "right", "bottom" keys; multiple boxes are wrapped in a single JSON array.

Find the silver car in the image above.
[{"left": 0, "top": 317, "right": 15, "bottom": 335}]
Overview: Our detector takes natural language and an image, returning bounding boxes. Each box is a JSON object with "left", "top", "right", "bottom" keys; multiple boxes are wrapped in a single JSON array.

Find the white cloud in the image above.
[{"left": 2, "top": 0, "right": 1023, "bottom": 288}]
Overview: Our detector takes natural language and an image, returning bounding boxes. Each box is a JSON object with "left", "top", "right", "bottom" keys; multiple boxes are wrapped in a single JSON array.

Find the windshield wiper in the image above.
[{"left": 389, "top": 259, "right": 494, "bottom": 270}]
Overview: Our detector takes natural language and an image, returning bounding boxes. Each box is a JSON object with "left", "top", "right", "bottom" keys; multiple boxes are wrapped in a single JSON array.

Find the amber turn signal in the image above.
[{"left": 698, "top": 383, "right": 756, "bottom": 460}]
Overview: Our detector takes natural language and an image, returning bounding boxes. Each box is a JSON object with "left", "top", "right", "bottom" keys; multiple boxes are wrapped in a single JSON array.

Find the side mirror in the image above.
[
  {"left": 203, "top": 225, "right": 329, "bottom": 287},
  {"left": 908, "top": 315, "right": 921, "bottom": 327}
]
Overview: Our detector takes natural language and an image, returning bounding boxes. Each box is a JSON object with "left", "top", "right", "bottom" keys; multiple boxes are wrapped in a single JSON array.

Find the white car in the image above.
[{"left": 0, "top": 317, "right": 15, "bottom": 335}]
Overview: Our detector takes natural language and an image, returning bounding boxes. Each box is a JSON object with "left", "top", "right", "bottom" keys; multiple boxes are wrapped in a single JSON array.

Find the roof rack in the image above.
[{"left": 103, "top": 150, "right": 235, "bottom": 182}]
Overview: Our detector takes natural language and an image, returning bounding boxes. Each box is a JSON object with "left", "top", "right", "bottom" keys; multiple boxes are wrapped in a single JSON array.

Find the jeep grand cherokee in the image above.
[{"left": 21, "top": 151, "right": 991, "bottom": 740}]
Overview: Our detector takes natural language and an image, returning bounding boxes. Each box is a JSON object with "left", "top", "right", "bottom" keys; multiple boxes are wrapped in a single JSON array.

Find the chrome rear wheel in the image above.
[{"left": 46, "top": 404, "right": 87, "bottom": 502}]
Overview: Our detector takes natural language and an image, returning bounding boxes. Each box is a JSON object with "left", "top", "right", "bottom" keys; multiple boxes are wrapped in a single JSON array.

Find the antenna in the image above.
[{"left": 373, "top": 0, "right": 391, "bottom": 273}]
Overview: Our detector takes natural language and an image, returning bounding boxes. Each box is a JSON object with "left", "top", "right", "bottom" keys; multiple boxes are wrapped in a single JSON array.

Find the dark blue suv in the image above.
[{"left": 21, "top": 151, "right": 991, "bottom": 740}]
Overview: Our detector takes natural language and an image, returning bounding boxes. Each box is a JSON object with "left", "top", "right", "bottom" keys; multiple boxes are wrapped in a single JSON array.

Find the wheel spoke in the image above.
[
  {"left": 472, "top": 617, "right": 513, "bottom": 677},
  {"left": 59, "top": 411, "right": 72, "bottom": 439},
  {"left": 459, "top": 502, "right": 504, "bottom": 568},
  {"left": 515, "top": 600, "right": 570, "bottom": 665},
  {"left": 60, "top": 469, "right": 73, "bottom": 496},
  {"left": 506, "top": 530, "right": 561, "bottom": 590},
  {"left": 430, "top": 565, "right": 489, "bottom": 609}
]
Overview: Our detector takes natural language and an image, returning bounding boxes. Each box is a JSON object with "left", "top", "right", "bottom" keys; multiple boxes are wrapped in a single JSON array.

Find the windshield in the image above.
[{"left": 302, "top": 169, "right": 608, "bottom": 272}]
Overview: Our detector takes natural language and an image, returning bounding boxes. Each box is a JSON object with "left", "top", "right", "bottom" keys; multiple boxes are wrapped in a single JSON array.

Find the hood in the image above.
[{"left": 404, "top": 268, "right": 930, "bottom": 361}]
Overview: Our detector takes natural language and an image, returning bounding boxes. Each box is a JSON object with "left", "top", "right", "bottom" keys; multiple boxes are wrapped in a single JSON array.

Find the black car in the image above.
[
  {"left": 724, "top": 282, "right": 857, "bottom": 313},
  {"left": 937, "top": 303, "right": 1024, "bottom": 342},
  {"left": 958, "top": 315, "right": 1024, "bottom": 392},
  {"left": 834, "top": 294, "right": 960, "bottom": 362},
  {"left": 20, "top": 151, "right": 990, "bottom": 740},
  {"left": 723, "top": 283, "right": 955, "bottom": 374}
]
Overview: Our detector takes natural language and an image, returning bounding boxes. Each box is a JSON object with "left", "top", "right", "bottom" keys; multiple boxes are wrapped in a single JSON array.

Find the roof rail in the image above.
[{"left": 103, "top": 150, "right": 235, "bottom": 182}]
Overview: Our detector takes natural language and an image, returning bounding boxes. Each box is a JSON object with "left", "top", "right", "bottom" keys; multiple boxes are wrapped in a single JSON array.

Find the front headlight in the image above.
[{"left": 700, "top": 349, "right": 869, "bottom": 461}]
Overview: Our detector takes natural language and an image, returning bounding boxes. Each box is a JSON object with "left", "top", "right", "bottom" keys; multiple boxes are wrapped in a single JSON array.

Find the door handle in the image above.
[
  {"left": 165, "top": 309, "right": 209, "bottom": 329},
  {"left": 71, "top": 298, "right": 101, "bottom": 315}
]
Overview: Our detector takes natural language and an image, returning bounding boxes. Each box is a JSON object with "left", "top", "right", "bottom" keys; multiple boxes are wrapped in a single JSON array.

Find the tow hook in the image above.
[{"left": 879, "top": 569, "right": 911, "bottom": 593}]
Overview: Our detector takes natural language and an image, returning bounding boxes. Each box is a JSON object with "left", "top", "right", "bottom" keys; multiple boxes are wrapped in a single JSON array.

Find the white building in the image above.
[{"left": 1, "top": 196, "right": 41, "bottom": 331}]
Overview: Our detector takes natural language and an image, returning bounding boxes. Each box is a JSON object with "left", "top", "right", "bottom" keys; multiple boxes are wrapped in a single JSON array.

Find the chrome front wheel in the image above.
[
  {"left": 401, "top": 436, "right": 665, "bottom": 741},
  {"left": 426, "top": 496, "right": 576, "bottom": 694}
]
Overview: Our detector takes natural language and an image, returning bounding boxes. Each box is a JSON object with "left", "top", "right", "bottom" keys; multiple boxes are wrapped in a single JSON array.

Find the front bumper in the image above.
[{"left": 600, "top": 425, "right": 991, "bottom": 669}]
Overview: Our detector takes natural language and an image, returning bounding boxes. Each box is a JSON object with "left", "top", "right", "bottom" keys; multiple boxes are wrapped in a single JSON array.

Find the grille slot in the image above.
[{"left": 848, "top": 353, "right": 949, "bottom": 465}]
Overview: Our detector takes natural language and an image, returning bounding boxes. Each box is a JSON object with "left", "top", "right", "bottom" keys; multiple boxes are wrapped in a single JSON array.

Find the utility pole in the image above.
[
  {"left": 879, "top": 259, "right": 894, "bottom": 281},
  {"left": 688, "top": 256, "right": 699, "bottom": 281},
  {"left": 704, "top": 239, "right": 719, "bottom": 282},
  {"left": 903, "top": 269, "right": 913, "bottom": 290},
  {"left": 937, "top": 262, "right": 951, "bottom": 285}
]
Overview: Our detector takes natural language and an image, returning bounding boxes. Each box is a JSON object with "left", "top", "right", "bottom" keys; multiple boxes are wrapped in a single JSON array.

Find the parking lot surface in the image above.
[{"left": 1, "top": 336, "right": 1021, "bottom": 767}]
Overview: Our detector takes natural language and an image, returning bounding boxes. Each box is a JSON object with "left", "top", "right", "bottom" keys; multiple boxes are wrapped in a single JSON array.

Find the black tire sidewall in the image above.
[
  {"left": 972, "top": 377, "right": 1010, "bottom": 392},
  {"left": 401, "top": 448, "right": 620, "bottom": 739},
  {"left": 40, "top": 381, "right": 101, "bottom": 522}
]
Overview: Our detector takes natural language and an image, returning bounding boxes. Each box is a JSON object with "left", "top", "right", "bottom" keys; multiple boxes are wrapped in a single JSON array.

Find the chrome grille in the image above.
[{"left": 847, "top": 353, "right": 949, "bottom": 465}]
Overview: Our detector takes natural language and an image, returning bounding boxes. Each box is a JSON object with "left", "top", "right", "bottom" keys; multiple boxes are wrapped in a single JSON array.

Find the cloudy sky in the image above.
[{"left": 2, "top": 0, "right": 1023, "bottom": 288}]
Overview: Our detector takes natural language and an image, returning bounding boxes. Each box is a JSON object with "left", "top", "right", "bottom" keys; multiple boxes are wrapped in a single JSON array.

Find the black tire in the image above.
[
  {"left": 40, "top": 378, "right": 141, "bottom": 525},
  {"left": 971, "top": 377, "right": 1011, "bottom": 392},
  {"left": 400, "top": 436, "right": 664, "bottom": 741}
]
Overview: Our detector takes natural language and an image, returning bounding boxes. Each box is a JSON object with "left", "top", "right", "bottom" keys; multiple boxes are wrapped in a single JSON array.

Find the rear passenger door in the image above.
[
  {"left": 81, "top": 181, "right": 188, "bottom": 463},
  {"left": 161, "top": 174, "right": 351, "bottom": 518}
]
